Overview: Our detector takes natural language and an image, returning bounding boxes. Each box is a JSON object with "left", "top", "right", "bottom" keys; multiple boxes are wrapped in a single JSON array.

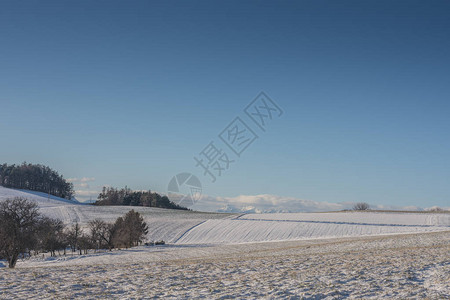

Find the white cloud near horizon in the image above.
[
  {"left": 192, "top": 194, "right": 350, "bottom": 213},
  {"left": 68, "top": 177, "right": 101, "bottom": 201},
  {"left": 80, "top": 177, "right": 96, "bottom": 183},
  {"left": 69, "top": 179, "right": 446, "bottom": 211},
  {"left": 190, "top": 194, "right": 442, "bottom": 213},
  {"left": 75, "top": 190, "right": 100, "bottom": 197},
  {"left": 67, "top": 177, "right": 96, "bottom": 183}
]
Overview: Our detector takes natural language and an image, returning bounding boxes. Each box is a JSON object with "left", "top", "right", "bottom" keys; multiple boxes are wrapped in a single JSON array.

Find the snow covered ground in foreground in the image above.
[{"left": 1, "top": 231, "right": 449, "bottom": 299}]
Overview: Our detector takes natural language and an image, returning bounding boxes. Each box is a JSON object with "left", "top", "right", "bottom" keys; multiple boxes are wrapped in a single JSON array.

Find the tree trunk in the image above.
[{"left": 8, "top": 253, "right": 19, "bottom": 268}]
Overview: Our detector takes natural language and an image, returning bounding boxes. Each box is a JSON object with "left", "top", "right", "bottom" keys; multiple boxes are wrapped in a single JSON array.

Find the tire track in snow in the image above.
[
  {"left": 172, "top": 220, "right": 208, "bottom": 244},
  {"left": 65, "top": 206, "right": 81, "bottom": 223},
  {"left": 231, "top": 213, "right": 246, "bottom": 220}
]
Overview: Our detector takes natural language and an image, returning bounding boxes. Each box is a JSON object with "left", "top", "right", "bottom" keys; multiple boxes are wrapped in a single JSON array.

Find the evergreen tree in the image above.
[
  {"left": 0, "top": 163, "right": 74, "bottom": 199},
  {"left": 95, "top": 186, "right": 188, "bottom": 210}
]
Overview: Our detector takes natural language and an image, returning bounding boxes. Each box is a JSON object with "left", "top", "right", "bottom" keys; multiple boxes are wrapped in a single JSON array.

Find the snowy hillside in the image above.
[
  {"left": 175, "top": 212, "right": 449, "bottom": 244},
  {"left": 0, "top": 186, "right": 235, "bottom": 243},
  {"left": 176, "top": 217, "right": 448, "bottom": 244},
  {"left": 1, "top": 186, "right": 448, "bottom": 245},
  {"left": 0, "top": 186, "right": 79, "bottom": 207}
]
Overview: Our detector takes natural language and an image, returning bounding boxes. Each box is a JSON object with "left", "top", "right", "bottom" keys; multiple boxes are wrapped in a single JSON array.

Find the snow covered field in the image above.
[
  {"left": 173, "top": 210, "right": 448, "bottom": 244},
  {"left": 240, "top": 211, "right": 450, "bottom": 226},
  {"left": 1, "top": 186, "right": 449, "bottom": 298}
]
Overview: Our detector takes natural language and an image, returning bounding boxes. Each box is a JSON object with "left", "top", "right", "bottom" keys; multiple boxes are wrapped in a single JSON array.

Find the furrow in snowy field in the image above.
[{"left": 240, "top": 212, "right": 450, "bottom": 226}]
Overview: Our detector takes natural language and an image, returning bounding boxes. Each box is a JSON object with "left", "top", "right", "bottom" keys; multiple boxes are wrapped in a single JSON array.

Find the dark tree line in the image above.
[
  {"left": 96, "top": 186, "right": 188, "bottom": 210},
  {"left": 0, "top": 163, "right": 74, "bottom": 200},
  {"left": 88, "top": 210, "right": 149, "bottom": 251},
  {"left": 0, "top": 198, "right": 149, "bottom": 268}
]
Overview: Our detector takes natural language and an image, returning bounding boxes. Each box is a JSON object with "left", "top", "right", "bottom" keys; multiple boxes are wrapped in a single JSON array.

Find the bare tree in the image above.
[
  {"left": 88, "top": 219, "right": 105, "bottom": 251},
  {"left": 97, "top": 221, "right": 118, "bottom": 251},
  {"left": 0, "top": 198, "right": 41, "bottom": 268},
  {"left": 37, "top": 217, "right": 66, "bottom": 257},
  {"left": 78, "top": 234, "right": 92, "bottom": 255},
  {"left": 66, "top": 222, "right": 83, "bottom": 255},
  {"left": 353, "top": 202, "right": 370, "bottom": 211}
]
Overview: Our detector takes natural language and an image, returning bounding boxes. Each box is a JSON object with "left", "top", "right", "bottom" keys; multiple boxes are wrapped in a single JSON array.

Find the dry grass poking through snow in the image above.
[{"left": 1, "top": 231, "right": 449, "bottom": 299}]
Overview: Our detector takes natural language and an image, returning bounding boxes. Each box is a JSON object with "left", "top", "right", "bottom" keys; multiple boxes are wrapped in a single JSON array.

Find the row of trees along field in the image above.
[
  {"left": 96, "top": 186, "right": 188, "bottom": 210},
  {"left": 0, "top": 163, "right": 74, "bottom": 199},
  {"left": 0, "top": 198, "right": 149, "bottom": 268}
]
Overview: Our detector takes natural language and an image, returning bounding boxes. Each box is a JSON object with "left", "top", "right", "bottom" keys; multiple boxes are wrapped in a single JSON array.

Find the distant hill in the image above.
[{"left": 0, "top": 163, "right": 74, "bottom": 199}]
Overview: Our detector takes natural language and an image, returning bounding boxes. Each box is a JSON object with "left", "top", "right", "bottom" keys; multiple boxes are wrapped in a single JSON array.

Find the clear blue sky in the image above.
[{"left": 1, "top": 0, "right": 449, "bottom": 208}]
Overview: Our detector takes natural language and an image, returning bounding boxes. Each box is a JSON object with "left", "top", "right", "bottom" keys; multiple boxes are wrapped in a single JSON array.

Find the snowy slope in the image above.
[
  {"left": 175, "top": 218, "right": 448, "bottom": 244},
  {"left": 40, "top": 205, "right": 235, "bottom": 242},
  {"left": 0, "top": 186, "right": 234, "bottom": 243},
  {"left": 1, "top": 186, "right": 448, "bottom": 245},
  {"left": 175, "top": 212, "right": 449, "bottom": 244},
  {"left": 0, "top": 186, "right": 79, "bottom": 207}
]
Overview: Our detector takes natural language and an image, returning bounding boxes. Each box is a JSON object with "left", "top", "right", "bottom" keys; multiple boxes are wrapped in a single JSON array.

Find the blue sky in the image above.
[{"left": 1, "top": 1, "right": 449, "bottom": 209}]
